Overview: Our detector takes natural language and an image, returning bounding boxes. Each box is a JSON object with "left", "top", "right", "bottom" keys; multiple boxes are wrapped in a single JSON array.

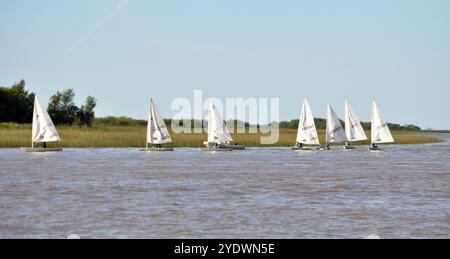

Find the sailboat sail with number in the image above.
[
  {"left": 203, "top": 102, "right": 245, "bottom": 151},
  {"left": 23, "top": 96, "right": 62, "bottom": 152},
  {"left": 325, "top": 104, "right": 347, "bottom": 150},
  {"left": 344, "top": 100, "right": 368, "bottom": 150},
  {"left": 370, "top": 101, "right": 394, "bottom": 151},
  {"left": 140, "top": 99, "right": 173, "bottom": 152},
  {"left": 292, "top": 98, "right": 320, "bottom": 150}
]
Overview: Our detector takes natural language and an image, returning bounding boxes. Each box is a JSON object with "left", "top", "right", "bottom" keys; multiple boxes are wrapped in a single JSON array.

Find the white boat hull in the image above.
[
  {"left": 221, "top": 144, "right": 245, "bottom": 150},
  {"left": 140, "top": 147, "right": 174, "bottom": 152},
  {"left": 22, "top": 147, "right": 63, "bottom": 153},
  {"left": 344, "top": 145, "right": 357, "bottom": 150},
  {"left": 202, "top": 148, "right": 233, "bottom": 152},
  {"left": 203, "top": 142, "right": 243, "bottom": 151},
  {"left": 202, "top": 144, "right": 233, "bottom": 152},
  {"left": 291, "top": 146, "right": 318, "bottom": 151}
]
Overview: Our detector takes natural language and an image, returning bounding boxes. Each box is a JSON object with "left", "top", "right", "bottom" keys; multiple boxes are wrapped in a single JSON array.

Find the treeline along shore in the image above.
[
  {"left": 0, "top": 121, "right": 443, "bottom": 148},
  {"left": 0, "top": 80, "right": 445, "bottom": 148}
]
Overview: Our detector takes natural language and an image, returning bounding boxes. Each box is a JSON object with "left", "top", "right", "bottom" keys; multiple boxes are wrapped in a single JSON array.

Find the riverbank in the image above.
[{"left": 0, "top": 123, "right": 443, "bottom": 148}]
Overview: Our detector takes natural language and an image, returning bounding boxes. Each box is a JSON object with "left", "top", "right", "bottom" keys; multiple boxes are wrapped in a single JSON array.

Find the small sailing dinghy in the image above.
[
  {"left": 292, "top": 98, "right": 321, "bottom": 151},
  {"left": 324, "top": 104, "right": 347, "bottom": 150},
  {"left": 369, "top": 101, "right": 394, "bottom": 151},
  {"left": 140, "top": 99, "right": 173, "bottom": 152},
  {"left": 23, "top": 96, "right": 62, "bottom": 152},
  {"left": 203, "top": 102, "right": 244, "bottom": 151},
  {"left": 344, "top": 100, "right": 368, "bottom": 150}
]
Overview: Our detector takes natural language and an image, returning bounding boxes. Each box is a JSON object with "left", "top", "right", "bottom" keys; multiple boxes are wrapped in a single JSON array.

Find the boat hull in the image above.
[
  {"left": 291, "top": 146, "right": 317, "bottom": 151},
  {"left": 22, "top": 147, "right": 63, "bottom": 153},
  {"left": 369, "top": 144, "right": 385, "bottom": 151},
  {"left": 203, "top": 142, "right": 242, "bottom": 151},
  {"left": 202, "top": 147, "right": 233, "bottom": 152},
  {"left": 139, "top": 147, "right": 174, "bottom": 152},
  {"left": 221, "top": 144, "right": 245, "bottom": 150},
  {"left": 344, "top": 145, "right": 357, "bottom": 150}
]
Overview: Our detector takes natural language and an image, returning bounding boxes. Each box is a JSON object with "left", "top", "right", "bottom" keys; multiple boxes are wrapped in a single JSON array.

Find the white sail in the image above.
[
  {"left": 344, "top": 100, "right": 368, "bottom": 142},
  {"left": 207, "top": 102, "right": 233, "bottom": 144},
  {"left": 326, "top": 104, "right": 347, "bottom": 144},
  {"left": 31, "top": 96, "right": 60, "bottom": 143},
  {"left": 146, "top": 99, "right": 172, "bottom": 144},
  {"left": 296, "top": 98, "right": 320, "bottom": 145},
  {"left": 371, "top": 101, "right": 394, "bottom": 144}
]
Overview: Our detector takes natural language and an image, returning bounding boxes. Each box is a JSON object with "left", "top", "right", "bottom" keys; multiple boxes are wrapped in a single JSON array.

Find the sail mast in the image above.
[
  {"left": 296, "top": 98, "right": 320, "bottom": 145},
  {"left": 207, "top": 102, "right": 214, "bottom": 143},
  {"left": 345, "top": 100, "right": 368, "bottom": 143},
  {"left": 371, "top": 101, "right": 375, "bottom": 146},
  {"left": 326, "top": 105, "right": 330, "bottom": 146},
  {"left": 371, "top": 101, "right": 394, "bottom": 144},
  {"left": 31, "top": 96, "right": 60, "bottom": 147},
  {"left": 326, "top": 104, "right": 346, "bottom": 145},
  {"left": 146, "top": 100, "right": 153, "bottom": 148},
  {"left": 146, "top": 99, "right": 172, "bottom": 146},
  {"left": 208, "top": 102, "right": 232, "bottom": 144},
  {"left": 151, "top": 100, "right": 159, "bottom": 143},
  {"left": 31, "top": 98, "right": 36, "bottom": 148}
]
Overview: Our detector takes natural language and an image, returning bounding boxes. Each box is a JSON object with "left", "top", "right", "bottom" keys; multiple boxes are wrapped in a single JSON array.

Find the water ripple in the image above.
[{"left": 0, "top": 136, "right": 449, "bottom": 238}]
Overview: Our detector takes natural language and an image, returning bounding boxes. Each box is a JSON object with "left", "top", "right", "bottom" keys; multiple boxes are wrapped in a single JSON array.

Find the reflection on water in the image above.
[{"left": 0, "top": 136, "right": 449, "bottom": 239}]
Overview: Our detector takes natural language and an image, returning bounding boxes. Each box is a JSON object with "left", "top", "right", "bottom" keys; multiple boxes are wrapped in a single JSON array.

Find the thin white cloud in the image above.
[{"left": 67, "top": 0, "right": 129, "bottom": 52}]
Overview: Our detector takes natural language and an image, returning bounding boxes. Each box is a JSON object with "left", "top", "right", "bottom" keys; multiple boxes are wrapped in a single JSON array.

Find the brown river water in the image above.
[{"left": 0, "top": 135, "right": 449, "bottom": 239}]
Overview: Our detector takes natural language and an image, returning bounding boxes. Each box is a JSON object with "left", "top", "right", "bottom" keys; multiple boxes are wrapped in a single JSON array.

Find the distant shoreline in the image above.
[{"left": 0, "top": 124, "right": 444, "bottom": 148}]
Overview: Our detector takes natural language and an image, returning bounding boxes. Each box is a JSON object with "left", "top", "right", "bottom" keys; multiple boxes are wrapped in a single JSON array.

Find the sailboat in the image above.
[
  {"left": 324, "top": 104, "right": 347, "bottom": 150},
  {"left": 23, "top": 96, "right": 62, "bottom": 152},
  {"left": 292, "top": 98, "right": 321, "bottom": 150},
  {"left": 203, "top": 102, "right": 245, "bottom": 151},
  {"left": 370, "top": 101, "right": 394, "bottom": 151},
  {"left": 344, "top": 100, "right": 368, "bottom": 150},
  {"left": 140, "top": 99, "right": 173, "bottom": 152}
]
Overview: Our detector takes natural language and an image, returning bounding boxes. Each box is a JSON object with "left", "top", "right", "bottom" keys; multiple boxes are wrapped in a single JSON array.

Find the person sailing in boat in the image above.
[
  {"left": 36, "top": 133, "right": 47, "bottom": 148},
  {"left": 36, "top": 142, "right": 47, "bottom": 148},
  {"left": 226, "top": 141, "right": 241, "bottom": 147}
]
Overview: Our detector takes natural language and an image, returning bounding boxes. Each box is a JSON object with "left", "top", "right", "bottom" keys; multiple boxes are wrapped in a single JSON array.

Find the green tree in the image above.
[
  {"left": 0, "top": 80, "right": 34, "bottom": 123},
  {"left": 77, "top": 96, "right": 97, "bottom": 127},
  {"left": 47, "top": 89, "right": 79, "bottom": 125}
]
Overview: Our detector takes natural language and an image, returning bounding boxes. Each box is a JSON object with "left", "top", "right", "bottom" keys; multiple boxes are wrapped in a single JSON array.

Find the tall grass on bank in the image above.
[{"left": 0, "top": 123, "right": 443, "bottom": 148}]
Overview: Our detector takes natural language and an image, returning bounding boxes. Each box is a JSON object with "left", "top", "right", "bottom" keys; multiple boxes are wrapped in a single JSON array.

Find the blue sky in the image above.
[{"left": 1, "top": 0, "right": 449, "bottom": 129}]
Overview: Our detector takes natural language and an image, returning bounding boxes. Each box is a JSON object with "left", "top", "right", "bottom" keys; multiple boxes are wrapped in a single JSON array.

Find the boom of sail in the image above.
[
  {"left": 326, "top": 104, "right": 347, "bottom": 144},
  {"left": 31, "top": 96, "right": 60, "bottom": 144},
  {"left": 146, "top": 99, "right": 172, "bottom": 145},
  {"left": 207, "top": 102, "right": 233, "bottom": 144},
  {"left": 371, "top": 101, "right": 394, "bottom": 144},
  {"left": 344, "top": 100, "right": 368, "bottom": 142},
  {"left": 296, "top": 98, "right": 320, "bottom": 145}
]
